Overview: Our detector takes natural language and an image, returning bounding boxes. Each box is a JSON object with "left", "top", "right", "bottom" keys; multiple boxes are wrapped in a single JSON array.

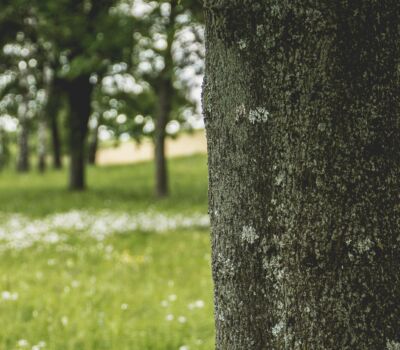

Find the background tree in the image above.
[
  {"left": 131, "top": 0, "right": 204, "bottom": 197},
  {"left": 45, "top": 77, "right": 65, "bottom": 169},
  {"left": 33, "top": 0, "right": 135, "bottom": 189},
  {"left": 204, "top": 1, "right": 400, "bottom": 349}
]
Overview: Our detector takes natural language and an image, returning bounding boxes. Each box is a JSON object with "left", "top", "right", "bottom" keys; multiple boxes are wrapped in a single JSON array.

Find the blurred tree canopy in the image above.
[{"left": 0, "top": 0, "right": 204, "bottom": 195}]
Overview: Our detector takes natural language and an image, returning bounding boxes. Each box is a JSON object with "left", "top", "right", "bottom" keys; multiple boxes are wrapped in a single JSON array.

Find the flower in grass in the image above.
[
  {"left": 32, "top": 341, "right": 46, "bottom": 350},
  {"left": 178, "top": 316, "right": 187, "bottom": 323},
  {"left": 166, "top": 314, "right": 174, "bottom": 321},
  {"left": 168, "top": 294, "right": 177, "bottom": 301},
  {"left": 71, "top": 280, "right": 80, "bottom": 288},
  {"left": 61, "top": 316, "right": 68, "bottom": 326},
  {"left": 121, "top": 303, "right": 128, "bottom": 310},
  {"left": 17, "top": 339, "right": 29, "bottom": 348},
  {"left": 188, "top": 299, "right": 204, "bottom": 310},
  {"left": 179, "top": 346, "right": 189, "bottom": 350},
  {"left": 2, "top": 291, "right": 18, "bottom": 301}
]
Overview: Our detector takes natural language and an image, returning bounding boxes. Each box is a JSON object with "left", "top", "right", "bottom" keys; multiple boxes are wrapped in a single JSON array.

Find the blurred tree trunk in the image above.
[
  {"left": 50, "top": 110, "right": 62, "bottom": 169},
  {"left": 47, "top": 82, "right": 63, "bottom": 170},
  {"left": 0, "top": 128, "right": 9, "bottom": 170},
  {"left": 88, "top": 123, "right": 99, "bottom": 165},
  {"left": 37, "top": 117, "right": 47, "bottom": 173},
  {"left": 66, "top": 75, "right": 93, "bottom": 190},
  {"left": 16, "top": 103, "right": 30, "bottom": 173},
  {"left": 155, "top": 77, "right": 173, "bottom": 198},
  {"left": 204, "top": 1, "right": 400, "bottom": 349},
  {"left": 154, "top": 0, "right": 177, "bottom": 198}
]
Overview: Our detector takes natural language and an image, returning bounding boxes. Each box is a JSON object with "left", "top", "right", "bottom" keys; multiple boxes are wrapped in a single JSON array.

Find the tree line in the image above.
[{"left": 0, "top": 0, "right": 204, "bottom": 196}]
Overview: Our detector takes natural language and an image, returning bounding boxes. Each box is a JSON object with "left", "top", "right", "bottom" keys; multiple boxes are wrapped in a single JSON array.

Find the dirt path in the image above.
[{"left": 97, "top": 130, "right": 207, "bottom": 166}]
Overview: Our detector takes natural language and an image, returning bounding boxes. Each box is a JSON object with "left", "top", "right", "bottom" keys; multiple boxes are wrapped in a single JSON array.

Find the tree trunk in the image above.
[
  {"left": 203, "top": 2, "right": 400, "bottom": 349},
  {"left": 154, "top": 0, "right": 177, "bottom": 198},
  {"left": 66, "top": 75, "right": 93, "bottom": 190},
  {"left": 47, "top": 89, "right": 63, "bottom": 170},
  {"left": 0, "top": 128, "right": 8, "bottom": 170},
  {"left": 17, "top": 119, "right": 30, "bottom": 172},
  {"left": 37, "top": 117, "right": 47, "bottom": 173},
  {"left": 87, "top": 123, "right": 99, "bottom": 165},
  {"left": 154, "top": 77, "right": 172, "bottom": 197}
]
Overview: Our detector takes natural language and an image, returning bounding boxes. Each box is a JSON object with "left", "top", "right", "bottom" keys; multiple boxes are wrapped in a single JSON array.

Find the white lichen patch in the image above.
[
  {"left": 235, "top": 103, "right": 246, "bottom": 121},
  {"left": 272, "top": 320, "right": 285, "bottom": 337},
  {"left": 256, "top": 25, "right": 264, "bottom": 36},
  {"left": 317, "top": 122, "right": 327, "bottom": 131},
  {"left": 238, "top": 39, "right": 247, "bottom": 50},
  {"left": 249, "top": 107, "right": 270, "bottom": 124},
  {"left": 387, "top": 340, "right": 400, "bottom": 350},
  {"left": 355, "top": 237, "right": 373, "bottom": 254},
  {"left": 216, "top": 253, "right": 235, "bottom": 277},
  {"left": 275, "top": 172, "right": 285, "bottom": 186},
  {"left": 241, "top": 225, "right": 259, "bottom": 244}
]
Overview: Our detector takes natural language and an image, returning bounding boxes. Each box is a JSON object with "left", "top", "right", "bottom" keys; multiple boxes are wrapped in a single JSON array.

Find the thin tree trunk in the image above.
[
  {"left": 87, "top": 123, "right": 99, "bottom": 165},
  {"left": 47, "top": 89, "right": 63, "bottom": 170},
  {"left": 50, "top": 112, "right": 62, "bottom": 169},
  {"left": 154, "top": 0, "right": 177, "bottom": 198},
  {"left": 66, "top": 75, "right": 93, "bottom": 190},
  {"left": 204, "top": 1, "right": 400, "bottom": 349},
  {"left": 37, "top": 117, "right": 47, "bottom": 173},
  {"left": 16, "top": 104, "right": 30, "bottom": 173},
  {"left": 154, "top": 78, "right": 172, "bottom": 197},
  {"left": 0, "top": 128, "right": 8, "bottom": 170}
]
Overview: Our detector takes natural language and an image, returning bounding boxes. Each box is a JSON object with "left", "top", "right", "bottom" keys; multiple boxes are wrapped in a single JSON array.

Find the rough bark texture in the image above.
[
  {"left": 66, "top": 75, "right": 93, "bottom": 190},
  {"left": 203, "top": 1, "right": 400, "bottom": 349},
  {"left": 154, "top": 0, "right": 177, "bottom": 198}
]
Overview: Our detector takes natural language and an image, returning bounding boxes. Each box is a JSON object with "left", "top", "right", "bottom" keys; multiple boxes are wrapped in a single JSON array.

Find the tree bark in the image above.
[
  {"left": 87, "top": 123, "right": 99, "bottom": 165},
  {"left": 203, "top": 1, "right": 400, "bottom": 349},
  {"left": 16, "top": 118, "right": 30, "bottom": 173},
  {"left": 66, "top": 75, "right": 93, "bottom": 190},
  {"left": 0, "top": 128, "right": 9, "bottom": 170},
  {"left": 37, "top": 117, "right": 47, "bottom": 173},
  {"left": 154, "top": 0, "right": 177, "bottom": 198},
  {"left": 47, "top": 88, "right": 63, "bottom": 170},
  {"left": 154, "top": 77, "right": 173, "bottom": 197}
]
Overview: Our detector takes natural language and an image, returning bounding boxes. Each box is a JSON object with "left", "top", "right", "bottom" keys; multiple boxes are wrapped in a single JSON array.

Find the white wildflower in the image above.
[
  {"left": 2, "top": 291, "right": 18, "bottom": 301},
  {"left": 178, "top": 316, "right": 187, "bottom": 323},
  {"left": 17, "top": 339, "right": 29, "bottom": 347},
  {"left": 168, "top": 294, "right": 177, "bottom": 301},
  {"left": 61, "top": 316, "right": 68, "bottom": 326}
]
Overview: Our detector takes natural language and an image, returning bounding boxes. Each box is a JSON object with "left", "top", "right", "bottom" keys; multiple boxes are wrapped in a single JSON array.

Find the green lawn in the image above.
[{"left": 0, "top": 155, "right": 214, "bottom": 350}]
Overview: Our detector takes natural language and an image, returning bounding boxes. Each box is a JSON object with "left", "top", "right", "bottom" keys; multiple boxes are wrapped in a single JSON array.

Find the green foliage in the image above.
[{"left": 33, "top": 0, "right": 135, "bottom": 79}]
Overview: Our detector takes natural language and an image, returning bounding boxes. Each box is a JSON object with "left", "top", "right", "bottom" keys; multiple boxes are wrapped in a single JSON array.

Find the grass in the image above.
[
  {"left": 0, "top": 154, "right": 214, "bottom": 350},
  {"left": 0, "top": 154, "right": 208, "bottom": 216}
]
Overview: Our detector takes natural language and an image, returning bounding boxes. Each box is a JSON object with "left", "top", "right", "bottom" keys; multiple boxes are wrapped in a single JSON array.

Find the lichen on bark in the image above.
[{"left": 204, "top": 1, "right": 400, "bottom": 349}]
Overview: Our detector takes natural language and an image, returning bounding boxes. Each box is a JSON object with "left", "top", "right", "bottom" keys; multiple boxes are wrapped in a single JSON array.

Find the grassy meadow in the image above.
[{"left": 0, "top": 154, "right": 214, "bottom": 350}]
